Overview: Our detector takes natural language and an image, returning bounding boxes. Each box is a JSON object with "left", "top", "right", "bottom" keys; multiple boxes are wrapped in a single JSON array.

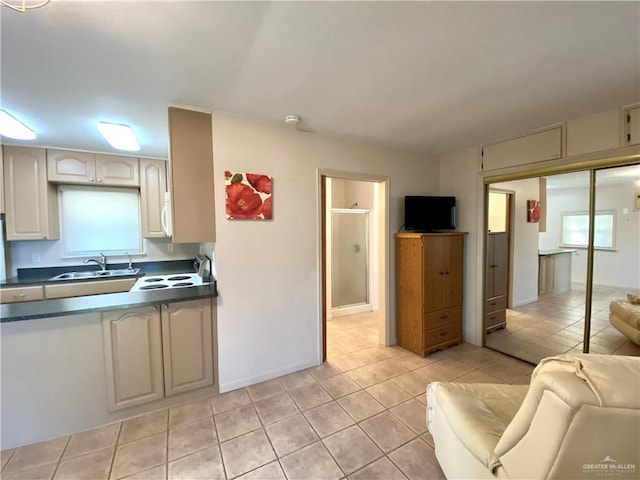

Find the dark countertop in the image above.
[
  {"left": 538, "top": 248, "right": 577, "bottom": 256},
  {"left": 1, "top": 283, "right": 217, "bottom": 323}
]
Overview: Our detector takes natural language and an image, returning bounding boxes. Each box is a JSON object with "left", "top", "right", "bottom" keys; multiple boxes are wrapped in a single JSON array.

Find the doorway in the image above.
[{"left": 318, "top": 171, "right": 389, "bottom": 362}]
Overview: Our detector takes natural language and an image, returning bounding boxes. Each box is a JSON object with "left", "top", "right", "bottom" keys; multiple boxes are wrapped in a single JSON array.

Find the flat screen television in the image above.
[{"left": 404, "top": 196, "right": 456, "bottom": 232}]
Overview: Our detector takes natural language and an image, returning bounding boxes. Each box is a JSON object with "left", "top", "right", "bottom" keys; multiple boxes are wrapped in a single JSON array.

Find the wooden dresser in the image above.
[{"left": 396, "top": 232, "right": 465, "bottom": 356}]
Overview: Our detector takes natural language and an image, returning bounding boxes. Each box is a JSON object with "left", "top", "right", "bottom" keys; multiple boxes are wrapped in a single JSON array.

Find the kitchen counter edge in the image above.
[{"left": 0, "top": 283, "right": 218, "bottom": 323}]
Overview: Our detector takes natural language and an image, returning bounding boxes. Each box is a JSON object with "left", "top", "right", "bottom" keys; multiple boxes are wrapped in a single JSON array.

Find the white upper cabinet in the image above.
[
  {"left": 566, "top": 109, "right": 621, "bottom": 156},
  {"left": 168, "top": 107, "right": 215, "bottom": 243},
  {"left": 482, "top": 125, "right": 563, "bottom": 172},
  {"left": 95, "top": 154, "right": 139, "bottom": 186},
  {"left": 140, "top": 158, "right": 168, "bottom": 238},
  {"left": 48, "top": 149, "right": 139, "bottom": 187},
  {"left": 4, "top": 146, "right": 60, "bottom": 241},
  {"left": 626, "top": 106, "right": 640, "bottom": 146}
]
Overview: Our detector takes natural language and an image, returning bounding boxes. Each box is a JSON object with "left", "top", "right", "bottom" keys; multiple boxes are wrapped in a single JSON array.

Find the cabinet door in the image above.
[
  {"left": 95, "top": 155, "right": 139, "bottom": 186},
  {"left": 168, "top": 107, "right": 215, "bottom": 243},
  {"left": 140, "top": 158, "right": 167, "bottom": 237},
  {"left": 4, "top": 146, "right": 59, "bottom": 240},
  {"left": 482, "top": 126, "right": 562, "bottom": 171},
  {"left": 422, "top": 236, "right": 445, "bottom": 312},
  {"left": 102, "top": 307, "right": 164, "bottom": 411},
  {"left": 162, "top": 299, "right": 214, "bottom": 396},
  {"left": 627, "top": 106, "right": 639, "bottom": 146},
  {"left": 47, "top": 149, "right": 96, "bottom": 184},
  {"left": 442, "top": 235, "right": 463, "bottom": 308},
  {"left": 492, "top": 233, "right": 508, "bottom": 297}
]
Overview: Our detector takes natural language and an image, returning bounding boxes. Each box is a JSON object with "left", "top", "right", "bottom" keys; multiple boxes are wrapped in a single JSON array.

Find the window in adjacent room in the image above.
[
  {"left": 561, "top": 210, "right": 616, "bottom": 249},
  {"left": 60, "top": 185, "right": 142, "bottom": 257}
]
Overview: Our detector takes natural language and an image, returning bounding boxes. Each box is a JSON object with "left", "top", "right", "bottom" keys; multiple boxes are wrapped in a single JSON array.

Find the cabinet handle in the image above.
[
  {"left": 13, "top": 294, "right": 26, "bottom": 298},
  {"left": 152, "top": 306, "right": 158, "bottom": 311},
  {"left": 490, "top": 316, "right": 496, "bottom": 320},
  {"left": 89, "top": 177, "right": 94, "bottom": 182},
  {"left": 439, "top": 271, "right": 444, "bottom": 275},
  {"left": 445, "top": 271, "right": 449, "bottom": 275},
  {"left": 489, "top": 301, "right": 496, "bottom": 306},
  {"left": 42, "top": 234, "right": 47, "bottom": 239},
  {"left": 439, "top": 315, "right": 448, "bottom": 320},
  {"left": 97, "top": 178, "right": 103, "bottom": 183},
  {"left": 439, "top": 331, "right": 447, "bottom": 336},
  {"left": 162, "top": 304, "right": 169, "bottom": 310}
]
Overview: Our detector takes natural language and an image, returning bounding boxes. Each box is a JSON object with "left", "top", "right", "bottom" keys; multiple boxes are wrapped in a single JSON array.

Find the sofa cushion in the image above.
[
  {"left": 428, "top": 382, "right": 528, "bottom": 469},
  {"left": 610, "top": 300, "right": 640, "bottom": 329}
]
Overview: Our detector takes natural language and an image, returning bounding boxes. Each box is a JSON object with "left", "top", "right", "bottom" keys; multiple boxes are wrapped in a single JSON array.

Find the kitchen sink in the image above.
[{"left": 49, "top": 268, "right": 140, "bottom": 281}]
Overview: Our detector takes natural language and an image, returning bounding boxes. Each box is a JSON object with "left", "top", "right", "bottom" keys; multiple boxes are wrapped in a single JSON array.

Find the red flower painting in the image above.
[{"left": 225, "top": 171, "right": 273, "bottom": 220}]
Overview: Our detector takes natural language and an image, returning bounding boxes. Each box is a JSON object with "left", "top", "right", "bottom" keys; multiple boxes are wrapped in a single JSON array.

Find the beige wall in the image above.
[{"left": 213, "top": 113, "right": 439, "bottom": 392}]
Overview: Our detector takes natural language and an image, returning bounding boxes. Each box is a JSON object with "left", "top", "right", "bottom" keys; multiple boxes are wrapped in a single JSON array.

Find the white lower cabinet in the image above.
[{"left": 102, "top": 298, "right": 214, "bottom": 411}]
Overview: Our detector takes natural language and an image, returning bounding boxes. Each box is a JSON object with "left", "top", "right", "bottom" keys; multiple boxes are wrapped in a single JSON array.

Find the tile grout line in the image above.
[
  {"left": 208, "top": 397, "right": 228, "bottom": 480},
  {"left": 50, "top": 434, "right": 72, "bottom": 480}
]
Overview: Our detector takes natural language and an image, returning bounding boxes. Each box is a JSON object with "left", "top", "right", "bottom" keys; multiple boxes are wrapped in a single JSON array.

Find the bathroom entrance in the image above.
[{"left": 319, "top": 172, "right": 389, "bottom": 362}]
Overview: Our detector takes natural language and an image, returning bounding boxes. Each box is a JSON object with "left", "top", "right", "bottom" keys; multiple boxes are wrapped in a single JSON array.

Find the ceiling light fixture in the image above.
[
  {"left": 97, "top": 122, "right": 140, "bottom": 151},
  {"left": 0, "top": 0, "right": 51, "bottom": 12},
  {"left": 0, "top": 109, "right": 36, "bottom": 140}
]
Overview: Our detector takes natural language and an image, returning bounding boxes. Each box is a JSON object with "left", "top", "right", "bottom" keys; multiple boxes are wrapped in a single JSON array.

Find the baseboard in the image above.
[
  {"left": 331, "top": 303, "right": 373, "bottom": 317},
  {"left": 512, "top": 297, "right": 539, "bottom": 308},
  {"left": 219, "top": 359, "right": 320, "bottom": 393}
]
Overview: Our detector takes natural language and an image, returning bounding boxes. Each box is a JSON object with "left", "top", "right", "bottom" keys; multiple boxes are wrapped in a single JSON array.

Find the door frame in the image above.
[{"left": 316, "top": 169, "right": 390, "bottom": 362}]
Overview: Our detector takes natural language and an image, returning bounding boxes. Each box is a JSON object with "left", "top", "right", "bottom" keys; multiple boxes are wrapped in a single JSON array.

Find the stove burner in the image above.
[
  {"left": 144, "top": 277, "right": 164, "bottom": 283},
  {"left": 173, "top": 282, "right": 194, "bottom": 287},
  {"left": 139, "top": 284, "right": 169, "bottom": 290},
  {"left": 167, "top": 275, "right": 191, "bottom": 281}
]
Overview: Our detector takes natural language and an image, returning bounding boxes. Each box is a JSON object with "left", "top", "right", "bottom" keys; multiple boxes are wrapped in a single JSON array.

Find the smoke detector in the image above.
[{"left": 285, "top": 114, "right": 301, "bottom": 125}]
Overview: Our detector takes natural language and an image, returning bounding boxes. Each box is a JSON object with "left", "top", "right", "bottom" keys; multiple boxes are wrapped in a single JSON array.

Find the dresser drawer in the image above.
[
  {"left": 423, "top": 307, "right": 462, "bottom": 330},
  {"left": 485, "top": 309, "right": 506, "bottom": 330},
  {"left": 0, "top": 285, "right": 45, "bottom": 303},
  {"left": 423, "top": 322, "right": 462, "bottom": 348},
  {"left": 486, "top": 295, "right": 506, "bottom": 313}
]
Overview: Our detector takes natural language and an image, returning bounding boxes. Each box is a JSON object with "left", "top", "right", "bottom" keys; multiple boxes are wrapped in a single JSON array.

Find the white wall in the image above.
[
  {"left": 439, "top": 146, "right": 483, "bottom": 346},
  {"left": 213, "top": 113, "right": 439, "bottom": 392},
  {"left": 543, "top": 183, "right": 640, "bottom": 289}
]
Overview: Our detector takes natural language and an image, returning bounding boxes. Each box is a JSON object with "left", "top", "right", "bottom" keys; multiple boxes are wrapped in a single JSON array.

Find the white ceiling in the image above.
[{"left": 1, "top": 1, "right": 639, "bottom": 159}]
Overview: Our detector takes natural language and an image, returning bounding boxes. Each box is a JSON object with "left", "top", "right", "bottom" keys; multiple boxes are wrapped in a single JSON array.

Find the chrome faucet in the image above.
[
  {"left": 84, "top": 253, "right": 107, "bottom": 271},
  {"left": 125, "top": 252, "right": 133, "bottom": 271}
]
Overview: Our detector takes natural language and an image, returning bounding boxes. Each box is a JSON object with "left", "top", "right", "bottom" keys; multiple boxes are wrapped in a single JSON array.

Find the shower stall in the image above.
[{"left": 330, "top": 208, "right": 370, "bottom": 312}]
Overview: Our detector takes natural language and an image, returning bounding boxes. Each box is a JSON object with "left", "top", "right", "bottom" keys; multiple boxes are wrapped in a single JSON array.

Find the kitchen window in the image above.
[
  {"left": 561, "top": 210, "right": 616, "bottom": 249},
  {"left": 60, "top": 185, "right": 142, "bottom": 257}
]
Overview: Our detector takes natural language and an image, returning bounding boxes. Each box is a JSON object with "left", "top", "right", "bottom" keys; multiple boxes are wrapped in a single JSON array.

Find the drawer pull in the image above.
[
  {"left": 490, "top": 316, "right": 496, "bottom": 320},
  {"left": 489, "top": 301, "right": 496, "bottom": 306},
  {"left": 439, "top": 331, "right": 447, "bottom": 336},
  {"left": 439, "top": 315, "right": 448, "bottom": 320},
  {"left": 14, "top": 293, "right": 26, "bottom": 298}
]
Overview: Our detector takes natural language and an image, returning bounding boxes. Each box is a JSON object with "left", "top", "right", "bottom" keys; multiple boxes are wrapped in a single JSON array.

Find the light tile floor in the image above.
[
  {"left": 1, "top": 312, "right": 534, "bottom": 480},
  {"left": 486, "top": 284, "right": 640, "bottom": 363}
]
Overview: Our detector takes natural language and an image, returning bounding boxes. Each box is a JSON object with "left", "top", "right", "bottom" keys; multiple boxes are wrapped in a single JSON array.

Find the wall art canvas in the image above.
[
  {"left": 225, "top": 171, "right": 272, "bottom": 220},
  {"left": 527, "top": 199, "right": 540, "bottom": 223}
]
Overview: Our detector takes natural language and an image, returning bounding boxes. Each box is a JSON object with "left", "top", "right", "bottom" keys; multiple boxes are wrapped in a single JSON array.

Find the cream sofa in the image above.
[
  {"left": 427, "top": 354, "right": 640, "bottom": 479},
  {"left": 610, "top": 300, "right": 640, "bottom": 346}
]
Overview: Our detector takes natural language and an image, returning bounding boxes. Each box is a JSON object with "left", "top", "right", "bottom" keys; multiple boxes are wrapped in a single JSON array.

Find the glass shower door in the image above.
[{"left": 331, "top": 209, "right": 369, "bottom": 308}]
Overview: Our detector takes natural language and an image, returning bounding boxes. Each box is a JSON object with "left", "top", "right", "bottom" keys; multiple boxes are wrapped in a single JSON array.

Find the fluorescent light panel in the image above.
[
  {"left": 97, "top": 122, "right": 140, "bottom": 151},
  {"left": 0, "top": 109, "right": 36, "bottom": 140}
]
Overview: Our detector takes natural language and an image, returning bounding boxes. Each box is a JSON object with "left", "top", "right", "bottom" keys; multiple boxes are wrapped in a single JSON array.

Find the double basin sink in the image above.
[{"left": 49, "top": 268, "right": 141, "bottom": 281}]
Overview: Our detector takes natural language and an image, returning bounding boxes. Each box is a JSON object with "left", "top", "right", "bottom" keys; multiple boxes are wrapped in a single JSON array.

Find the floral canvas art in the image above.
[
  {"left": 527, "top": 199, "right": 540, "bottom": 223},
  {"left": 225, "top": 171, "right": 272, "bottom": 220}
]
